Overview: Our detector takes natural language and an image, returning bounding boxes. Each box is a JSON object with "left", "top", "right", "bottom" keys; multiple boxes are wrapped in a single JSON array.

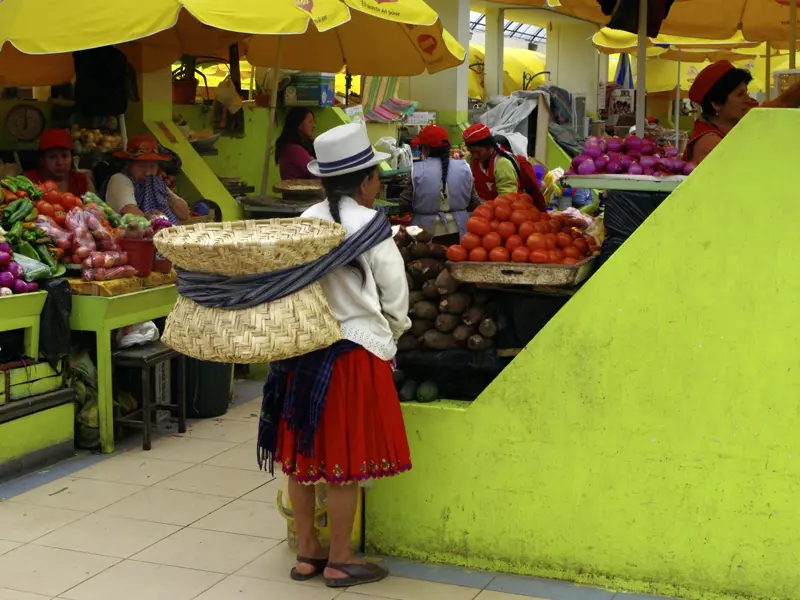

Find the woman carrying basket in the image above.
[{"left": 258, "top": 123, "right": 412, "bottom": 588}]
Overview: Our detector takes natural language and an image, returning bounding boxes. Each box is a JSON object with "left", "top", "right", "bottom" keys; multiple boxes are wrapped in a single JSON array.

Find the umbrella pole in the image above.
[
  {"left": 675, "top": 50, "right": 681, "bottom": 147},
  {"left": 260, "top": 38, "right": 284, "bottom": 199},
  {"left": 792, "top": 2, "right": 798, "bottom": 70},
  {"left": 635, "top": 0, "right": 647, "bottom": 138},
  {"left": 766, "top": 43, "right": 772, "bottom": 102}
]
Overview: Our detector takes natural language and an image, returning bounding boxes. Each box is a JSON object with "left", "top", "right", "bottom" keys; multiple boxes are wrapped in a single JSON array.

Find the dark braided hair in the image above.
[
  {"left": 321, "top": 165, "right": 378, "bottom": 284},
  {"left": 467, "top": 134, "right": 522, "bottom": 181},
  {"left": 427, "top": 146, "right": 451, "bottom": 196}
]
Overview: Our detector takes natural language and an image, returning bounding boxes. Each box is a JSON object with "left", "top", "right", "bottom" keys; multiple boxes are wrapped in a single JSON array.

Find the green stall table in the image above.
[
  {"left": 70, "top": 285, "right": 178, "bottom": 453},
  {"left": 1, "top": 291, "right": 47, "bottom": 358}
]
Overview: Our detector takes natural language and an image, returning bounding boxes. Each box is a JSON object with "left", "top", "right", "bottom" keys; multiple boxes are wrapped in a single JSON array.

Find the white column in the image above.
[
  {"left": 545, "top": 19, "right": 602, "bottom": 115},
  {"left": 404, "top": 0, "right": 471, "bottom": 127},
  {"left": 483, "top": 6, "right": 505, "bottom": 100}
]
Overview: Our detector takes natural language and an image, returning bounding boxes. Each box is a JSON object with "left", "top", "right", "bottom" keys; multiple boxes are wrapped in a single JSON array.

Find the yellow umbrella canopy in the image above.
[{"left": 0, "top": 0, "right": 466, "bottom": 85}]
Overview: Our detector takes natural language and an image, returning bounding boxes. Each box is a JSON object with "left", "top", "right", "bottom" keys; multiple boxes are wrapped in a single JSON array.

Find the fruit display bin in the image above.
[{"left": 447, "top": 257, "right": 595, "bottom": 288}]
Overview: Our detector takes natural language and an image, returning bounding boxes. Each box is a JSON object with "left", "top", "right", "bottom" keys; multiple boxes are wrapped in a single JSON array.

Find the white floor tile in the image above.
[
  {"left": 0, "top": 502, "right": 85, "bottom": 543},
  {"left": 0, "top": 589, "right": 52, "bottom": 600},
  {"left": 97, "top": 486, "right": 230, "bottom": 527},
  {"left": 183, "top": 419, "right": 257, "bottom": 444},
  {"left": 191, "top": 499, "right": 287, "bottom": 539},
  {"left": 346, "top": 576, "right": 482, "bottom": 600},
  {"left": 194, "top": 575, "right": 339, "bottom": 600},
  {"left": 475, "top": 592, "right": 546, "bottom": 600},
  {"left": 154, "top": 464, "right": 267, "bottom": 498},
  {"left": 204, "top": 443, "right": 264, "bottom": 472},
  {"left": 240, "top": 476, "right": 283, "bottom": 503},
  {"left": 0, "top": 540, "right": 19, "bottom": 556},
  {"left": 73, "top": 455, "right": 192, "bottom": 486},
  {"left": 132, "top": 528, "right": 278, "bottom": 574},
  {"left": 10, "top": 478, "right": 142, "bottom": 513},
  {"left": 33, "top": 513, "right": 179, "bottom": 558},
  {"left": 236, "top": 542, "right": 325, "bottom": 588},
  {"left": 125, "top": 436, "right": 237, "bottom": 463},
  {"left": 59, "top": 560, "right": 223, "bottom": 600},
  {"left": 0, "top": 545, "right": 117, "bottom": 597}
]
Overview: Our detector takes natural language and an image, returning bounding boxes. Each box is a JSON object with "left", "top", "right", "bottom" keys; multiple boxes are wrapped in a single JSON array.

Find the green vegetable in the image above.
[
  {"left": 416, "top": 381, "right": 438, "bottom": 403},
  {"left": 5, "top": 222, "right": 23, "bottom": 243},
  {"left": 15, "top": 241, "right": 39, "bottom": 262},
  {"left": 398, "top": 380, "right": 418, "bottom": 402},
  {"left": 23, "top": 208, "right": 38, "bottom": 222},
  {"left": 84, "top": 192, "right": 122, "bottom": 226},
  {"left": 10, "top": 176, "right": 39, "bottom": 199},
  {"left": 1, "top": 178, "right": 18, "bottom": 193},
  {"left": 35, "top": 243, "right": 58, "bottom": 273},
  {"left": 5, "top": 199, "right": 33, "bottom": 225}
]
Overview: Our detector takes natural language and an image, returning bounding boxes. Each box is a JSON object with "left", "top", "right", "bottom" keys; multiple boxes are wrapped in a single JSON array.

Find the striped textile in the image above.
[
  {"left": 361, "top": 75, "right": 400, "bottom": 113},
  {"left": 365, "top": 97, "right": 420, "bottom": 122}
]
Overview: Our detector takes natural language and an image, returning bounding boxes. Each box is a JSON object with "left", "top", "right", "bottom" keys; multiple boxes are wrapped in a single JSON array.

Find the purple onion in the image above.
[
  {"left": 583, "top": 143, "right": 603, "bottom": 159},
  {"left": 624, "top": 135, "right": 642, "bottom": 154},
  {"left": 12, "top": 279, "right": 28, "bottom": 294},
  {"left": 641, "top": 139, "right": 655, "bottom": 155},
  {"left": 595, "top": 155, "right": 609, "bottom": 171},
  {"left": 0, "top": 271, "right": 12, "bottom": 288},
  {"left": 26, "top": 282, "right": 38, "bottom": 292},
  {"left": 571, "top": 153, "right": 590, "bottom": 169},
  {"left": 620, "top": 154, "right": 633, "bottom": 169},
  {"left": 577, "top": 158, "right": 597, "bottom": 175},
  {"left": 627, "top": 163, "right": 643, "bottom": 175},
  {"left": 664, "top": 145, "right": 679, "bottom": 157},
  {"left": 607, "top": 151, "right": 621, "bottom": 162},
  {"left": 7, "top": 263, "right": 22, "bottom": 279},
  {"left": 639, "top": 155, "right": 656, "bottom": 170},
  {"left": 606, "top": 137, "right": 623, "bottom": 153},
  {"left": 642, "top": 166, "right": 655, "bottom": 176},
  {"left": 0, "top": 242, "right": 10, "bottom": 254},
  {"left": 566, "top": 167, "right": 576, "bottom": 175},
  {"left": 683, "top": 162, "right": 697, "bottom": 176},
  {"left": 586, "top": 136, "right": 607, "bottom": 152},
  {"left": 653, "top": 171, "right": 667, "bottom": 178},
  {"left": 0, "top": 252, "right": 9, "bottom": 266},
  {"left": 606, "top": 160, "right": 623, "bottom": 174}
]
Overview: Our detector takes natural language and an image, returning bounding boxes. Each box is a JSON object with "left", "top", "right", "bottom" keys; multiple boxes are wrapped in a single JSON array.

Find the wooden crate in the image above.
[{"left": 447, "top": 257, "right": 595, "bottom": 288}]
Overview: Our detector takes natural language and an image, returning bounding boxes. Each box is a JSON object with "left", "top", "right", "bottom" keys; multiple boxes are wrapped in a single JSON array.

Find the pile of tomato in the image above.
[
  {"left": 35, "top": 181, "right": 83, "bottom": 226},
  {"left": 445, "top": 193, "right": 600, "bottom": 265}
]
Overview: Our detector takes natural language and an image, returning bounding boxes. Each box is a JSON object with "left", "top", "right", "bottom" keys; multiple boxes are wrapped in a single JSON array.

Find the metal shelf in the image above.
[{"left": 563, "top": 174, "right": 686, "bottom": 193}]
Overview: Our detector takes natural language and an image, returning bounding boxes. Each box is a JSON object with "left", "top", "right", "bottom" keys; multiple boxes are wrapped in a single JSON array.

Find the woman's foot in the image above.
[
  {"left": 290, "top": 555, "right": 329, "bottom": 581},
  {"left": 324, "top": 558, "right": 388, "bottom": 588}
]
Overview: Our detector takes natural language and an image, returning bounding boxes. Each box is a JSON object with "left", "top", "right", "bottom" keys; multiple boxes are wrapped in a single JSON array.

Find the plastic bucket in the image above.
[
  {"left": 119, "top": 238, "right": 155, "bottom": 277},
  {"left": 172, "top": 80, "right": 198, "bottom": 105},
  {"left": 152, "top": 253, "right": 172, "bottom": 274}
]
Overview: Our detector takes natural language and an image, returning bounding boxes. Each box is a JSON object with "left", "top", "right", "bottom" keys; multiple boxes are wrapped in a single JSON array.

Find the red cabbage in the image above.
[
  {"left": 683, "top": 162, "right": 697, "bottom": 176},
  {"left": 577, "top": 158, "right": 597, "bottom": 175}
]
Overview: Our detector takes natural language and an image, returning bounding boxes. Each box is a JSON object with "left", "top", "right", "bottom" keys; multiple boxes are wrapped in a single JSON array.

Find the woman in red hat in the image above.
[
  {"left": 24, "top": 129, "right": 94, "bottom": 197},
  {"left": 462, "top": 123, "right": 521, "bottom": 201},
  {"left": 105, "top": 135, "right": 189, "bottom": 224},
  {"left": 399, "top": 124, "right": 479, "bottom": 241},
  {"left": 685, "top": 60, "right": 800, "bottom": 164}
]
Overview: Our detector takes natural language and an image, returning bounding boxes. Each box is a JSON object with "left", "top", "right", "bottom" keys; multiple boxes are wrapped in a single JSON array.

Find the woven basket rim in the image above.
[{"left": 155, "top": 217, "right": 344, "bottom": 248}]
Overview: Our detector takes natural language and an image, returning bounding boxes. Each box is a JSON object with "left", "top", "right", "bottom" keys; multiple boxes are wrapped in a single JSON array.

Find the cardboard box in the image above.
[{"left": 284, "top": 73, "right": 335, "bottom": 107}]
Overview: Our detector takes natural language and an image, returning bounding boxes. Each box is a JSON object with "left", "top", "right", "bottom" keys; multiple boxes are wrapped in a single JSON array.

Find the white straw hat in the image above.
[{"left": 308, "top": 123, "right": 390, "bottom": 178}]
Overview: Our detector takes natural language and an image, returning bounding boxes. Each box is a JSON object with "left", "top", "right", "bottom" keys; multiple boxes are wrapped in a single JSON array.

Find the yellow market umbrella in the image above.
[
  {"left": 468, "top": 45, "right": 546, "bottom": 99},
  {"left": 0, "top": 0, "right": 465, "bottom": 83}
]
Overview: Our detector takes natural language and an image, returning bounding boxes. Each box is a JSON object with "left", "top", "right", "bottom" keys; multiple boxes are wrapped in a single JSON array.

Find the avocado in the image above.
[
  {"left": 399, "top": 380, "right": 418, "bottom": 402},
  {"left": 416, "top": 381, "right": 439, "bottom": 403},
  {"left": 393, "top": 369, "right": 406, "bottom": 389}
]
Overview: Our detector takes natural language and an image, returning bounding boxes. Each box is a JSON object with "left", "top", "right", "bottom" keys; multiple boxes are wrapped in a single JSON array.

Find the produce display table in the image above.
[
  {"left": 563, "top": 173, "right": 685, "bottom": 193},
  {"left": 0, "top": 291, "right": 47, "bottom": 357},
  {"left": 70, "top": 284, "right": 178, "bottom": 453},
  {"left": 240, "top": 196, "right": 315, "bottom": 219}
]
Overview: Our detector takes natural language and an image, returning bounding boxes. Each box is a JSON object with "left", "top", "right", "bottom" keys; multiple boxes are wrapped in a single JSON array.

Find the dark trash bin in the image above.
[{"left": 185, "top": 358, "right": 233, "bottom": 418}]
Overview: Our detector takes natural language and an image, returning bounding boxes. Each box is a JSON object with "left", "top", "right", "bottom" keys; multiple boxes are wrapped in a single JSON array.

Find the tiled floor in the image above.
[{"left": 0, "top": 392, "right": 673, "bottom": 600}]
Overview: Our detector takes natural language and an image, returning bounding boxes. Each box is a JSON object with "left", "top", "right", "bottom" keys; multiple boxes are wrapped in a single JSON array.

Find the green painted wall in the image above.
[
  {"left": 366, "top": 109, "right": 800, "bottom": 600},
  {"left": 0, "top": 404, "right": 74, "bottom": 465}
]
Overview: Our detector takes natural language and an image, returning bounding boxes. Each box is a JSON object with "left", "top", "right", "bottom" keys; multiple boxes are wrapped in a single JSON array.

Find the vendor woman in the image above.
[
  {"left": 276, "top": 107, "right": 318, "bottom": 181},
  {"left": 686, "top": 60, "right": 800, "bottom": 164},
  {"left": 399, "top": 125, "right": 479, "bottom": 239},
  {"left": 462, "top": 123, "right": 521, "bottom": 201},
  {"left": 25, "top": 128, "right": 94, "bottom": 196},
  {"left": 105, "top": 135, "right": 190, "bottom": 224}
]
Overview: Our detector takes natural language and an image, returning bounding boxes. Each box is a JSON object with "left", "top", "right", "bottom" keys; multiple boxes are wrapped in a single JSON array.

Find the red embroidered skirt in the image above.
[{"left": 275, "top": 346, "right": 412, "bottom": 484}]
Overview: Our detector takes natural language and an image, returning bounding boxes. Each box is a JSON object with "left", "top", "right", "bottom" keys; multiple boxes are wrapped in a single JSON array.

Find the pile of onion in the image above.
[{"left": 571, "top": 136, "right": 694, "bottom": 178}]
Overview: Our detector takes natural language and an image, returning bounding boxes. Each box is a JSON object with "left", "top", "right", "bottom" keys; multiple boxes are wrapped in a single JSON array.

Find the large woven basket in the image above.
[{"left": 154, "top": 218, "right": 346, "bottom": 364}]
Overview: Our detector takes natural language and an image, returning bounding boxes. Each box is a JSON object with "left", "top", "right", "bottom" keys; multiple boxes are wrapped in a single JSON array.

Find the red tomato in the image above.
[
  {"left": 530, "top": 249, "right": 549, "bottom": 264},
  {"left": 60, "top": 193, "right": 79, "bottom": 210},
  {"left": 40, "top": 180, "right": 59, "bottom": 192},
  {"left": 574, "top": 238, "right": 589, "bottom": 254},
  {"left": 552, "top": 215, "right": 568, "bottom": 228},
  {"left": 490, "top": 219, "right": 500, "bottom": 232},
  {"left": 42, "top": 190, "right": 61, "bottom": 205},
  {"left": 562, "top": 257, "right": 580, "bottom": 265},
  {"left": 53, "top": 210, "right": 67, "bottom": 226},
  {"left": 547, "top": 221, "right": 562, "bottom": 234},
  {"left": 511, "top": 247, "right": 531, "bottom": 263},
  {"left": 505, "top": 235, "right": 524, "bottom": 251},
  {"left": 36, "top": 201, "right": 55, "bottom": 217},
  {"left": 526, "top": 210, "right": 540, "bottom": 223},
  {"left": 509, "top": 210, "right": 528, "bottom": 226},
  {"left": 548, "top": 249, "right": 565, "bottom": 263},
  {"left": 526, "top": 233, "right": 547, "bottom": 251},
  {"left": 590, "top": 245, "right": 601, "bottom": 254},
  {"left": 563, "top": 246, "right": 582, "bottom": 259},
  {"left": 51, "top": 203, "right": 65, "bottom": 213},
  {"left": 518, "top": 193, "right": 533, "bottom": 204},
  {"left": 511, "top": 201, "right": 529, "bottom": 212},
  {"left": 502, "top": 192, "right": 520, "bottom": 203},
  {"left": 469, "top": 247, "right": 488, "bottom": 262},
  {"left": 461, "top": 232, "right": 482, "bottom": 251},
  {"left": 494, "top": 197, "right": 511, "bottom": 208},
  {"left": 446, "top": 245, "right": 469, "bottom": 262},
  {"left": 473, "top": 205, "right": 494, "bottom": 221},
  {"left": 544, "top": 233, "right": 558, "bottom": 250},
  {"left": 556, "top": 233, "right": 573, "bottom": 249},
  {"left": 496, "top": 221, "right": 516, "bottom": 239},
  {"left": 466, "top": 217, "right": 491, "bottom": 236},
  {"left": 483, "top": 200, "right": 496, "bottom": 210},
  {"left": 539, "top": 211, "right": 551, "bottom": 221},
  {"left": 518, "top": 221, "right": 536, "bottom": 240},
  {"left": 16, "top": 190, "right": 28, "bottom": 198},
  {"left": 494, "top": 204, "right": 512, "bottom": 222},
  {"left": 532, "top": 222, "right": 548, "bottom": 235},
  {"left": 489, "top": 247, "right": 510, "bottom": 262},
  {"left": 482, "top": 232, "right": 502, "bottom": 251}
]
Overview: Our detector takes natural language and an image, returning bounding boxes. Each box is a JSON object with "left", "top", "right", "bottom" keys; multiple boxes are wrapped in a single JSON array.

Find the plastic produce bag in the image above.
[
  {"left": 215, "top": 76, "right": 243, "bottom": 115},
  {"left": 39, "top": 278, "right": 72, "bottom": 369},
  {"left": 12, "top": 254, "right": 52, "bottom": 281},
  {"left": 116, "top": 321, "right": 160, "bottom": 349}
]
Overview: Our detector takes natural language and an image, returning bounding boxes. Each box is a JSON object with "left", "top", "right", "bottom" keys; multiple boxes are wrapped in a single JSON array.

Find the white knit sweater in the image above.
[{"left": 302, "top": 197, "right": 411, "bottom": 360}]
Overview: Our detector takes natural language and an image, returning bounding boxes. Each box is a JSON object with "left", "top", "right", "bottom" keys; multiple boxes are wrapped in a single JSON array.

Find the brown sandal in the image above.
[
  {"left": 324, "top": 562, "right": 389, "bottom": 588},
  {"left": 290, "top": 556, "right": 328, "bottom": 581}
]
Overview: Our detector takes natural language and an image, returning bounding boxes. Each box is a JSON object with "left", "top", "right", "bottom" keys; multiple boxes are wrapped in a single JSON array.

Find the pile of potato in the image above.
[{"left": 395, "top": 226, "right": 499, "bottom": 352}]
